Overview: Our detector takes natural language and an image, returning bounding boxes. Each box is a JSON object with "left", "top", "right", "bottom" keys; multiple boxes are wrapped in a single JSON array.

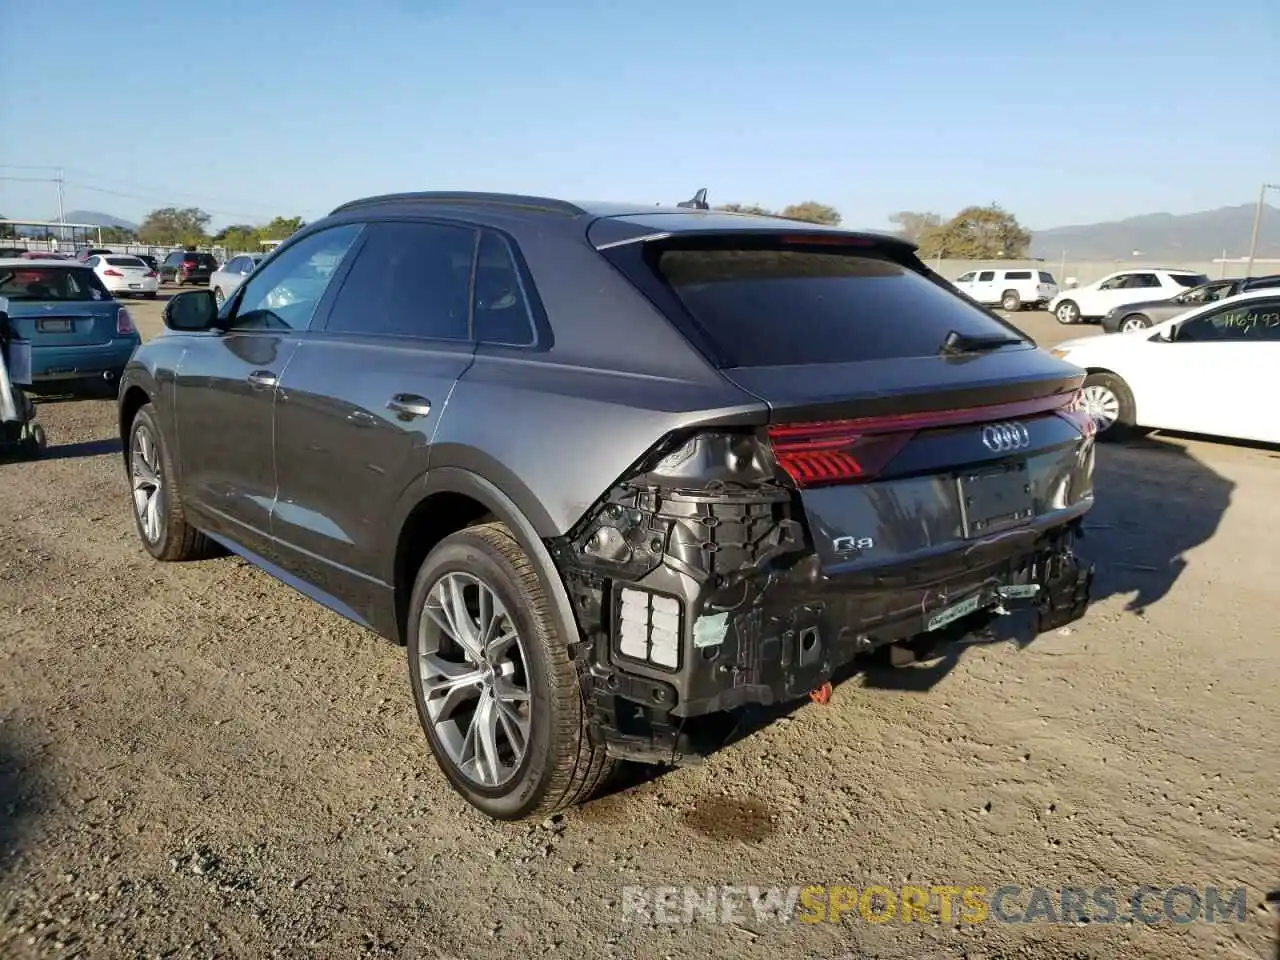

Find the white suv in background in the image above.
[
  {"left": 1048, "top": 268, "right": 1208, "bottom": 325},
  {"left": 952, "top": 268, "right": 1059, "bottom": 311}
]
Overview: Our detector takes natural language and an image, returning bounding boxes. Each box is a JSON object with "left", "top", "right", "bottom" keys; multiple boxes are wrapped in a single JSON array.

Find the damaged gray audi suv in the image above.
[{"left": 117, "top": 191, "right": 1096, "bottom": 820}]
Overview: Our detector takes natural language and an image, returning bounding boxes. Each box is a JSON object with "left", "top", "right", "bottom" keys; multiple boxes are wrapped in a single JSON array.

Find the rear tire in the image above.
[
  {"left": 1081, "top": 371, "right": 1146, "bottom": 441},
  {"left": 1055, "top": 300, "right": 1081, "bottom": 324},
  {"left": 1001, "top": 290, "right": 1022, "bottom": 311},
  {"left": 127, "top": 403, "right": 214, "bottom": 561},
  {"left": 407, "top": 521, "right": 615, "bottom": 820}
]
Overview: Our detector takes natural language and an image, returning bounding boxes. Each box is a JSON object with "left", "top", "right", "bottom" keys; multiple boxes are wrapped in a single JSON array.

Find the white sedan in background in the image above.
[
  {"left": 85, "top": 254, "right": 159, "bottom": 298},
  {"left": 1050, "top": 288, "right": 1278, "bottom": 444}
]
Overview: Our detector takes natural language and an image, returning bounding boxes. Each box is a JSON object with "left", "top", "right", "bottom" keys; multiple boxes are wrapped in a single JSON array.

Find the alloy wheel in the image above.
[
  {"left": 1121, "top": 316, "right": 1148, "bottom": 332},
  {"left": 131, "top": 423, "right": 164, "bottom": 543},
  {"left": 1056, "top": 302, "right": 1079, "bottom": 324},
  {"left": 1080, "top": 383, "right": 1121, "bottom": 432},
  {"left": 415, "top": 572, "right": 531, "bottom": 788}
]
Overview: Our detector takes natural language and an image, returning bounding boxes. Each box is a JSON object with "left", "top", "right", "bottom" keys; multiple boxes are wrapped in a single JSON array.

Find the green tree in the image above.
[
  {"left": 716, "top": 203, "right": 778, "bottom": 217},
  {"left": 213, "top": 223, "right": 261, "bottom": 253},
  {"left": 98, "top": 225, "right": 137, "bottom": 243},
  {"left": 779, "top": 201, "right": 842, "bottom": 226},
  {"left": 137, "top": 206, "right": 212, "bottom": 246},
  {"left": 888, "top": 211, "right": 943, "bottom": 244},
  {"left": 0, "top": 215, "right": 14, "bottom": 239},
  {"left": 259, "top": 216, "right": 305, "bottom": 240},
  {"left": 916, "top": 204, "right": 1031, "bottom": 259}
]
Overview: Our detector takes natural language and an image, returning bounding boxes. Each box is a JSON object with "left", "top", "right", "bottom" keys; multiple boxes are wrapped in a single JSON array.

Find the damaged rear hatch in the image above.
[{"left": 594, "top": 222, "right": 1095, "bottom": 576}]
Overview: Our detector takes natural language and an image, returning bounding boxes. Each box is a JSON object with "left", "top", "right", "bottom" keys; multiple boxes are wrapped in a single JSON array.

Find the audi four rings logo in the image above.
[{"left": 981, "top": 422, "right": 1031, "bottom": 452}]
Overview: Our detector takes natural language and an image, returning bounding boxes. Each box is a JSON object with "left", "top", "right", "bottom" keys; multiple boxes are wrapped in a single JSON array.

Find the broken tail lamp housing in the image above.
[
  {"left": 767, "top": 390, "right": 1092, "bottom": 489},
  {"left": 615, "top": 587, "right": 683, "bottom": 671}
]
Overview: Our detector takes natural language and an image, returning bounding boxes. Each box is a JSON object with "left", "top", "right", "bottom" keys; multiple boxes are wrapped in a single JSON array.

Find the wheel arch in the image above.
[
  {"left": 118, "top": 380, "right": 154, "bottom": 469},
  {"left": 388, "top": 467, "right": 578, "bottom": 650}
]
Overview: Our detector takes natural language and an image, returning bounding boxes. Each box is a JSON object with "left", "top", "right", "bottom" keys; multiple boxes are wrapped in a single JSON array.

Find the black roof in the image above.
[{"left": 325, "top": 191, "right": 910, "bottom": 252}]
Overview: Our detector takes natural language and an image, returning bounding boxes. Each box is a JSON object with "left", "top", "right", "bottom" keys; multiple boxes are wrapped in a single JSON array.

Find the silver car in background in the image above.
[{"left": 209, "top": 254, "right": 263, "bottom": 307}]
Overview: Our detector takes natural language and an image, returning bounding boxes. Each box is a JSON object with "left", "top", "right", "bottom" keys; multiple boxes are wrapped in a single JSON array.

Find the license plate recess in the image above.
[{"left": 958, "top": 461, "right": 1034, "bottom": 537}]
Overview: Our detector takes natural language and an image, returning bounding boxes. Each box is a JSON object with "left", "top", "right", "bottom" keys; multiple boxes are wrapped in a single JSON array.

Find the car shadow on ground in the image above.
[
  {"left": 0, "top": 731, "right": 46, "bottom": 882},
  {"left": 861, "top": 435, "right": 1234, "bottom": 692},
  {"left": 38, "top": 438, "right": 123, "bottom": 462}
]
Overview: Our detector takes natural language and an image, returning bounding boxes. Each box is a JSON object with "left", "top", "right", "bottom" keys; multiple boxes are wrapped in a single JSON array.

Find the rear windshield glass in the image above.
[
  {"left": 184, "top": 253, "right": 217, "bottom": 265},
  {"left": 1172, "top": 274, "right": 1209, "bottom": 288},
  {"left": 650, "top": 245, "right": 1027, "bottom": 366},
  {"left": 106, "top": 256, "right": 144, "bottom": 267},
  {"left": 0, "top": 266, "right": 109, "bottom": 302}
]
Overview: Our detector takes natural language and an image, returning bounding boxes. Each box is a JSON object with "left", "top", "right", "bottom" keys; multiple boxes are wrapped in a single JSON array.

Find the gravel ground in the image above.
[{"left": 1, "top": 299, "right": 1276, "bottom": 959}]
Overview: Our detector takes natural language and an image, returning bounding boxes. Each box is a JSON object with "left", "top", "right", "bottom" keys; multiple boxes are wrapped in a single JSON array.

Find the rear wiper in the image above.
[{"left": 939, "top": 330, "right": 1026, "bottom": 355}]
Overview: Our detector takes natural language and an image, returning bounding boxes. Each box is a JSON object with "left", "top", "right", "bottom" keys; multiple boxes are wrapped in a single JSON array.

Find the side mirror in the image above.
[{"left": 163, "top": 289, "right": 220, "bottom": 332}]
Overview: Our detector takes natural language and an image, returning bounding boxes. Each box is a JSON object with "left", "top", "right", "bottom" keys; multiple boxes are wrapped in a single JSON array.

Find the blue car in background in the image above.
[{"left": 0, "top": 258, "right": 141, "bottom": 393}]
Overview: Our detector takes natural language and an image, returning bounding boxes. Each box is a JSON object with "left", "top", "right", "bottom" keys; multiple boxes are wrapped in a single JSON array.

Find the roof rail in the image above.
[{"left": 328, "top": 192, "right": 588, "bottom": 217}]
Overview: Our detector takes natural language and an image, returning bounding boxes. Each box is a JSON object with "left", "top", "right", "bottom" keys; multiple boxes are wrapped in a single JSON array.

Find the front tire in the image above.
[
  {"left": 1081, "top": 371, "right": 1146, "bottom": 441},
  {"left": 1120, "top": 313, "right": 1151, "bottom": 332},
  {"left": 407, "top": 522, "right": 615, "bottom": 820},
  {"left": 127, "top": 403, "right": 213, "bottom": 560},
  {"left": 1001, "top": 290, "right": 1022, "bottom": 311},
  {"left": 1055, "top": 300, "right": 1081, "bottom": 324}
]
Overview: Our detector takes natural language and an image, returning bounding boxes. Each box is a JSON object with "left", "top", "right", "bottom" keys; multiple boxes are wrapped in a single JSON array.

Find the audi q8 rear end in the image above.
[{"left": 119, "top": 193, "right": 1095, "bottom": 820}]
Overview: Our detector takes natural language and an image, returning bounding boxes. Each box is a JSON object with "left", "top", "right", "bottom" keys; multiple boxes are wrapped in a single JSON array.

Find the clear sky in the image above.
[{"left": 1, "top": 0, "right": 1276, "bottom": 231}]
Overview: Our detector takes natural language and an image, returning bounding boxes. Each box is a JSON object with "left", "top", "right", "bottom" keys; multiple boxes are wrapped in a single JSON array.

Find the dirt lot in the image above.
[{"left": 1, "top": 297, "right": 1277, "bottom": 959}]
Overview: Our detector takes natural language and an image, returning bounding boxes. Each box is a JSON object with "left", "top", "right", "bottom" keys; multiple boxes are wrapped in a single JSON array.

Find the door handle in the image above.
[
  {"left": 247, "top": 370, "right": 278, "bottom": 389},
  {"left": 386, "top": 394, "right": 432, "bottom": 419}
]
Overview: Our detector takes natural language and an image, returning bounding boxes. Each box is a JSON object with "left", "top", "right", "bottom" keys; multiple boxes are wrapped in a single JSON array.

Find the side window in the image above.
[
  {"left": 86, "top": 257, "right": 99, "bottom": 267},
  {"left": 977, "top": 270, "right": 995, "bottom": 282},
  {"left": 1038, "top": 272, "right": 1055, "bottom": 283},
  {"left": 325, "top": 221, "right": 475, "bottom": 340},
  {"left": 1130, "top": 273, "right": 1159, "bottom": 288},
  {"left": 955, "top": 272, "right": 976, "bottom": 283},
  {"left": 473, "top": 231, "right": 537, "bottom": 347},
  {"left": 1176, "top": 300, "right": 1280, "bottom": 343},
  {"left": 229, "top": 224, "right": 363, "bottom": 332},
  {"left": 1004, "top": 271, "right": 1032, "bottom": 280},
  {"left": 1098, "top": 274, "right": 1129, "bottom": 290}
]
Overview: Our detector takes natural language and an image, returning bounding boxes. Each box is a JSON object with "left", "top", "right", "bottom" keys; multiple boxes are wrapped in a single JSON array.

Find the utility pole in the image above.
[
  {"left": 55, "top": 167, "right": 65, "bottom": 225},
  {"left": 1245, "top": 183, "right": 1277, "bottom": 279}
]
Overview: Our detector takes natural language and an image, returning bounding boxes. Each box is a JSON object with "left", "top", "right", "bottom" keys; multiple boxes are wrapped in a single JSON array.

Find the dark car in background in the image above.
[
  {"left": 135, "top": 254, "right": 159, "bottom": 272},
  {"left": 159, "top": 250, "right": 219, "bottom": 286},
  {"left": 1100, "top": 273, "right": 1280, "bottom": 332},
  {"left": 117, "top": 192, "right": 1096, "bottom": 820}
]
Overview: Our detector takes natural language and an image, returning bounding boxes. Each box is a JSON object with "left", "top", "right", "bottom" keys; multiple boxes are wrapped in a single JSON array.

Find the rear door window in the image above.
[
  {"left": 1171, "top": 273, "right": 1209, "bottom": 288},
  {"left": 1004, "top": 271, "right": 1032, "bottom": 280},
  {"left": 633, "top": 241, "right": 1028, "bottom": 367}
]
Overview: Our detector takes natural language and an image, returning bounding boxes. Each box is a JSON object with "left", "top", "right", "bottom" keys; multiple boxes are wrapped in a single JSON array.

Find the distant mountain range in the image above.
[
  {"left": 1029, "top": 203, "right": 1280, "bottom": 261},
  {"left": 57, "top": 210, "right": 140, "bottom": 231}
]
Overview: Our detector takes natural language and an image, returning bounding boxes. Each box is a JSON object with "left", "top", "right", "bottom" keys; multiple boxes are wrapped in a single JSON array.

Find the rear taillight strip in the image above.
[
  {"left": 768, "top": 390, "right": 1085, "bottom": 488},
  {"left": 767, "top": 390, "right": 1078, "bottom": 440}
]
